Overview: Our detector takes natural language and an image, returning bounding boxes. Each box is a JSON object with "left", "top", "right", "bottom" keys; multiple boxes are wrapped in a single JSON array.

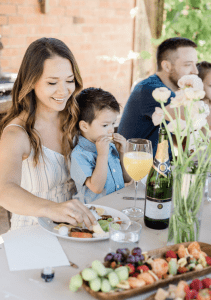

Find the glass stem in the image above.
[{"left": 134, "top": 181, "right": 138, "bottom": 209}]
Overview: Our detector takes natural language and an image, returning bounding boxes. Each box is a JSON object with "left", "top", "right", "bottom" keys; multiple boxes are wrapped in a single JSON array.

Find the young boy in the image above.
[{"left": 70, "top": 87, "right": 131, "bottom": 203}]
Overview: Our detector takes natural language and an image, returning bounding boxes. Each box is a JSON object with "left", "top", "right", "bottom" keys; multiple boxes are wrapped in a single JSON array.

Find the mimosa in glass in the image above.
[{"left": 122, "top": 139, "right": 153, "bottom": 218}]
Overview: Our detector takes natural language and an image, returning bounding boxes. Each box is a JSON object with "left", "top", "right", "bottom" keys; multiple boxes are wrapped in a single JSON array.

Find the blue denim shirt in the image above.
[{"left": 70, "top": 135, "right": 125, "bottom": 203}]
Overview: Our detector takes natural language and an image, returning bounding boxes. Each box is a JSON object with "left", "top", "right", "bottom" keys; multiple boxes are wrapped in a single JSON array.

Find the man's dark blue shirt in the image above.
[{"left": 118, "top": 74, "right": 175, "bottom": 158}]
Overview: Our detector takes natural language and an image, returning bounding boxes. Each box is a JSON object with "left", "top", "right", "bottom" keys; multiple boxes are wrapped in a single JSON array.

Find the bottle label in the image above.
[
  {"left": 153, "top": 140, "right": 171, "bottom": 178},
  {"left": 145, "top": 196, "right": 171, "bottom": 220}
]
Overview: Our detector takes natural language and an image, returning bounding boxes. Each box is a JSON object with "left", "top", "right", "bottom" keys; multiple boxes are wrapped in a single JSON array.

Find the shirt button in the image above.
[
  {"left": 113, "top": 169, "right": 116, "bottom": 172},
  {"left": 117, "top": 185, "right": 119, "bottom": 188}
]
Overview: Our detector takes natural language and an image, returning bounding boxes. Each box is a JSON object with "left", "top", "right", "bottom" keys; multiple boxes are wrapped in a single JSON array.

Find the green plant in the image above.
[{"left": 155, "top": 0, "right": 211, "bottom": 61}]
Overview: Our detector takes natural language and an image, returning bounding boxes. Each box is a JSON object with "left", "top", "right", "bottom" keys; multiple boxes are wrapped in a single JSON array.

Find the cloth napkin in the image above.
[{"left": 2, "top": 225, "right": 70, "bottom": 271}]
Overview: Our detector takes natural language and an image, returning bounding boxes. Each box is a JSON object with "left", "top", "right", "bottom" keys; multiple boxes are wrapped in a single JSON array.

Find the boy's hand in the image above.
[
  {"left": 96, "top": 135, "right": 110, "bottom": 156},
  {"left": 113, "top": 133, "right": 127, "bottom": 154}
]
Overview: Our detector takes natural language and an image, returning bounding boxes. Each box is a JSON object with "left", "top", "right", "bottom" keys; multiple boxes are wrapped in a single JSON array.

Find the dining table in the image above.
[{"left": 0, "top": 181, "right": 211, "bottom": 300}]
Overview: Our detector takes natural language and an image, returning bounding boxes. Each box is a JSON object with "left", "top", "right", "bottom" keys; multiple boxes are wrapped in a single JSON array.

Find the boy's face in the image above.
[
  {"left": 80, "top": 108, "right": 119, "bottom": 143},
  {"left": 203, "top": 71, "right": 211, "bottom": 101}
]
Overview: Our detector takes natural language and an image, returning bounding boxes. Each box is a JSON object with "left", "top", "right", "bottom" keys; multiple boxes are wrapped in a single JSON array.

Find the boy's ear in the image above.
[{"left": 79, "top": 120, "right": 89, "bottom": 132}]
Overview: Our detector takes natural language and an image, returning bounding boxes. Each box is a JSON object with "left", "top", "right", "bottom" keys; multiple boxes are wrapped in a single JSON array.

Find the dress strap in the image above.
[{"left": 4, "top": 124, "right": 28, "bottom": 136}]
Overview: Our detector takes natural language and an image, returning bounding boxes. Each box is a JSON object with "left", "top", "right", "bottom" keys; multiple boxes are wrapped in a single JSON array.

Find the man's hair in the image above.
[
  {"left": 157, "top": 37, "right": 197, "bottom": 71},
  {"left": 197, "top": 61, "right": 211, "bottom": 81},
  {"left": 76, "top": 87, "right": 120, "bottom": 125}
]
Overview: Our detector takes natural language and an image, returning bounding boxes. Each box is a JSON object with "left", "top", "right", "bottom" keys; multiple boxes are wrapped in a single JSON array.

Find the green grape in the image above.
[
  {"left": 98, "top": 220, "right": 110, "bottom": 232},
  {"left": 105, "top": 268, "right": 113, "bottom": 276},
  {"left": 89, "top": 277, "right": 101, "bottom": 292},
  {"left": 110, "top": 223, "right": 120, "bottom": 230},
  {"left": 168, "top": 258, "right": 178, "bottom": 275},
  {"left": 115, "top": 266, "right": 129, "bottom": 281},
  {"left": 81, "top": 268, "right": 97, "bottom": 281},
  {"left": 92, "top": 260, "right": 107, "bottom": 277},
  {"left": 108, "top": 271, "right": 119, "bottom": 287},
  {"left": 69, "top": 282, "right": 78, "bottom": 292},
  {"left": 70, "top": 274, "right": 83, "bottom": 289},
  {"left": 101, "top": 279, "right": 111, "bottom": 293}
]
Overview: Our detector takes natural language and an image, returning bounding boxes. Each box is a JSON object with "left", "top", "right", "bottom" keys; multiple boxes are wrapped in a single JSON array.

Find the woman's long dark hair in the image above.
[{"left": 0, "top": 37, "right": 83, "bottom": 165}]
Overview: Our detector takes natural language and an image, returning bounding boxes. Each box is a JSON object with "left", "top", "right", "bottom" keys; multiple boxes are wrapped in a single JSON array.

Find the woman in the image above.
[{"left": 0, "top": 37, "right": 96, "bottom": 230}]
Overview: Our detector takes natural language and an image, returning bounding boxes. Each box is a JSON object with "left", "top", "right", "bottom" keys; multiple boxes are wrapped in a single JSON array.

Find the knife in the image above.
[
  {"left": 123, "top": 197, "right": 145, "bottom": 200},
  {"left": 69, "top": 260, "right": 79, "bottom": 269}
]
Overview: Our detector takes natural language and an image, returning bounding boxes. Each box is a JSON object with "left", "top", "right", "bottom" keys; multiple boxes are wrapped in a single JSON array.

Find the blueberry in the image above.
[
  {"left": 113, "top": 253, "right": 123, "bottom": 262},
  {"left": 104, "top": 252, "right": 115, "bottom": 262},
  {"left": 126, "top": 255, "right": 135, "bottom": 264},
  {"left": 131, "top": 247, "right": 142, "bottom": 256}
]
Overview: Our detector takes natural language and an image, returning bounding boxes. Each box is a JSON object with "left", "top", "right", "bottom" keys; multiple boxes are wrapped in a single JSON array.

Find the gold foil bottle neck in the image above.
[{"left": 155, "top": 140, "right": 168, "bottom": 163}]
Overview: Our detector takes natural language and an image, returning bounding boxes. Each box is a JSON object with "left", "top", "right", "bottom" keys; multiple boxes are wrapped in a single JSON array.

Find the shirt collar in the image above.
[
  {"left": 78, "top": 135, "right": 117, "bottom": 154},
  {"left": 78, "top": 135, "right": 97, "bottom": 152}
]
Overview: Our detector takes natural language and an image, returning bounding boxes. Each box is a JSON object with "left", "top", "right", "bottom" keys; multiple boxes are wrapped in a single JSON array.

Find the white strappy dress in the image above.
[{"left": 4, "top": 124, "right": 76, "bottom": 230}]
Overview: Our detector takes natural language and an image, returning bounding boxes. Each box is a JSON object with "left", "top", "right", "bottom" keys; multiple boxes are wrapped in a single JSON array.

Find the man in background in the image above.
[{"left": 118, "top": 37, "right": 198, "bottom": 157}]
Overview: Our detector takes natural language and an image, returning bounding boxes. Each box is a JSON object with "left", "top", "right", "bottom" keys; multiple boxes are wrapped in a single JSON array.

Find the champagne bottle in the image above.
[{"left": 144, "top": 127, "right": 173, "bottom": 230}]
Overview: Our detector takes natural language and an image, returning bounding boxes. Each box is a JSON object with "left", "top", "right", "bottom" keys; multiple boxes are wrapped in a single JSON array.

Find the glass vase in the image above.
[{"left": 168, "top": 170, "right": 207, "bottom": 244}]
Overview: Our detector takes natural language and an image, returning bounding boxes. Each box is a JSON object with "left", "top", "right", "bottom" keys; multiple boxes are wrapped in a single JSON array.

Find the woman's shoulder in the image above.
[{"left": 1, "top": 117, "right": 31, "bottom": 156}]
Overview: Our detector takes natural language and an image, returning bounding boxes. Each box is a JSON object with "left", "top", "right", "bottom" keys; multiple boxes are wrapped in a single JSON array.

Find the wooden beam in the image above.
[{"left": 143, "top": 0, "right": 165, "bottom": 39}]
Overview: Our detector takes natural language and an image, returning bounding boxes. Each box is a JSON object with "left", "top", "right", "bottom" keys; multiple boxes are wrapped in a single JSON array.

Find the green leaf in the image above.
[{"left": 140, "top": 51, "right": 152, "bottom": 60}]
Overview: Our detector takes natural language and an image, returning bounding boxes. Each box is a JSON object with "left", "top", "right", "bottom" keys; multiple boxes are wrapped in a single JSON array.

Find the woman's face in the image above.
[
  {"left": 34, "top": 55, "right": 75, "bottom": 113},
  {"left": 203, "top": 71, "right": 211, "bottom": 101}
]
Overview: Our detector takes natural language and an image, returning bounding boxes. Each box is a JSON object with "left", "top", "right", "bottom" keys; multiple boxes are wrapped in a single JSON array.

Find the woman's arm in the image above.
[{"left": 0, "top": 127, "right": 96, "bottom": 229}]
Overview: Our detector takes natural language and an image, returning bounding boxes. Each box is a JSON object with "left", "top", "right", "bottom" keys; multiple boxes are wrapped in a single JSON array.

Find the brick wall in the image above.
[{"left": 0, "top": 0, "right": 134, "bottom": 107}]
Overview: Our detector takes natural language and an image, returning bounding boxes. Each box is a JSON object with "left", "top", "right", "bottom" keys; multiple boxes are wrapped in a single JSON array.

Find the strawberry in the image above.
[
  {"left": 190, "top": 279, "right": 203, "bottom": 292},
  {"left": 166, "top": 250, "right": 177, "bottom": 259},
  {"left": 186, "top": 289, "right": 198, "bottom": 300},
  {"left": 205, "top": 256, "right": 211, "bottom": 266},
  {"left": 126, "top": 263, "right": 135, "bottom": 274},
  {"left": 184, "top": 285, "right": 191, "bottom": 295},
  {"left": 178, "top": 266, "right": 188, "bottom": 274},
  {"left": 131, "top": 272, "right": 139, "bottom": 278},
  {"left": 136, "top": 265, "right": 149, "bottom": 273},
  {"left": 202, "top": 278, "right": 211, "bottom": 289}
]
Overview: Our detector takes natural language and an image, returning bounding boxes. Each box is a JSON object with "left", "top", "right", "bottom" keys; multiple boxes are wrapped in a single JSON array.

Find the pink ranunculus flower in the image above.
[
  {"left": 152, "top": 87, "right": 171, "bottom": 103},
  {"left": 152, "top": 107, "right": 164, "bottom": 126},
  {"left": 170, "top": 90, "right": 187, "bottom": 108},
  {"left": 178, "top": 75, "right": 204, "bottom": 91},
  {"left": 167, "top": 119, "right": 186, "bottom": 134}
]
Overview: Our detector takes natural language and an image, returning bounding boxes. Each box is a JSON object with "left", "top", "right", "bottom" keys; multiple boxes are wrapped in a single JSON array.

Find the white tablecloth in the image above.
[{"left": 0, "top": 182, "right": 210, "bottom": 300}]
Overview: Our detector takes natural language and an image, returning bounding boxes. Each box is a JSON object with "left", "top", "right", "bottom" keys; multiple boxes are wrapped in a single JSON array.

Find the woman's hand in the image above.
[
  {"left": 44, "top": 199, "right": 97, "bottom": 230},
  {"left": 113, "top": 133, "right": 127, "bottom": 154}
]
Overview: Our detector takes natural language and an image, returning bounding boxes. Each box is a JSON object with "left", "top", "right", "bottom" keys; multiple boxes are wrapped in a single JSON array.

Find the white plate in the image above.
[{"left": 38, "top": 204, "right": 130, "bottom": 242}]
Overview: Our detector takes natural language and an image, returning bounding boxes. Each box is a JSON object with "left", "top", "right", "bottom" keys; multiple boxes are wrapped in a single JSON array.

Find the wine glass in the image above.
[{"left": 122, "top": 138, "right": 153, "bottom": 218}]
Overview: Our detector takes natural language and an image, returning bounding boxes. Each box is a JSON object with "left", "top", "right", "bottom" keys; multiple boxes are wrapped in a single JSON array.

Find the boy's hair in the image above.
[
  {"left": 197, "top": 61, "right": 211, "bottom": 81},
  {"left": 76, "top": 87, "right": 120, "bottom": 125},
  {"left": 157, "top": 37, "right": 197, "bottom": 71}
]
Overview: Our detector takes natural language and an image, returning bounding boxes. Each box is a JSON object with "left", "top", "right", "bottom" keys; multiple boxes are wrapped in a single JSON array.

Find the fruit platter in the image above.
[
  {"left": 69, "top": 242, "right": 211, "bottom": 299},
  {"left": 147, "top": 277, "right": 211, "bottom": 300},
  {"left": 38, "top": 204, "right": 130, "bottom": 241}
]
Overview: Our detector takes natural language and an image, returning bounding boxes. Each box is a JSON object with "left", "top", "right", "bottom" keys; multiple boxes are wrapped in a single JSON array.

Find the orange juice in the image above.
[{"left": 123, "top": 152, "right": 153, "bottom": 181}]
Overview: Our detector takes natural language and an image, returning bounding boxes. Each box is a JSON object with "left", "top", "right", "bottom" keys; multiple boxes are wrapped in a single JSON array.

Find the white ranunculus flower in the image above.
[
  {"left": 184, "top": 88, "right": 205, "bottom": 101},
  {"left": 178, "top": 75, "right": 204, "bottom": 91},
  {"left": 167, "top": 119, "right": 186, "bottom": 133},
  {"left": 152, "top": 87, "right": 171, "bottom": 103},
  {"left": 152, "top": 107, "right": 164, "bottom": 126},
  {"left": 190, "top": 101, "right": 210, "bottom": 119},
  {"left": 170, "top": 90, "right": 187, "bottom": 108},
  {"left": 192, "top": 113, "right": 208, "bottom": 130}
]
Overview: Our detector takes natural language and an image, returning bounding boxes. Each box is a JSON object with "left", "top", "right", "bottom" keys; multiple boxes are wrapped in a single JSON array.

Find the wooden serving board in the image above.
[{"left": 82, "top": 242, "right": 211, "bottom": 300}]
